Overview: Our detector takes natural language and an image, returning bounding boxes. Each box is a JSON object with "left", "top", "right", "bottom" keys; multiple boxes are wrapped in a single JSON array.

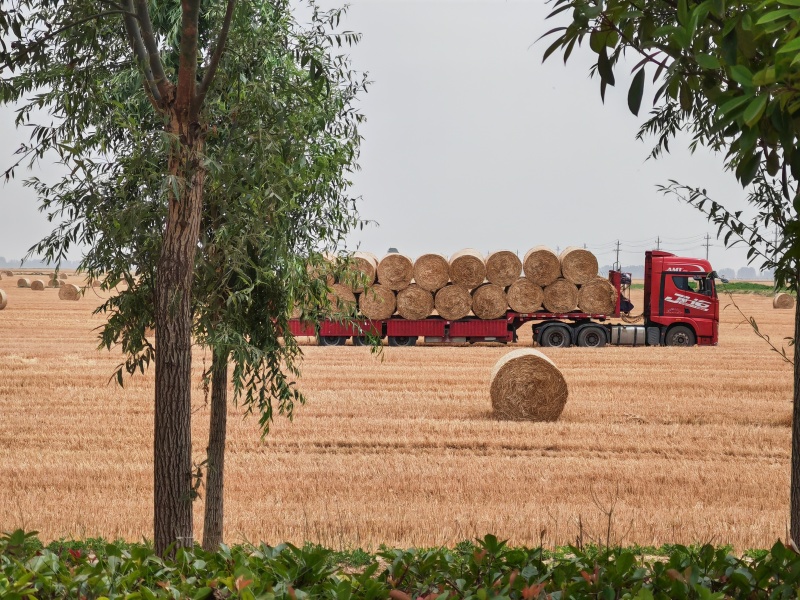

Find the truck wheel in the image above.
[
  {"left": 665, "top": 325, "right": 696, "bottom": 347},
  {"left": 388, "top": 336, "right": 417, "bottom": 347},
  {"left": 352, "top": 336, "right": 370, "bottom": 346},
  {"left": 318, "top": 335, "right": 346, "bottom": 347},
  {"left": 577, "top": 326, "right": 607, "bottom": 348},
  {"left": 538, "top": 325, "right": 571, "bottom": 348}
]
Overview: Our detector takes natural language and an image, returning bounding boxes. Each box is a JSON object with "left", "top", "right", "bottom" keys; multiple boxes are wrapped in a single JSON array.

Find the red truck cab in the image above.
[{"left": 644, "top": 251, "right": 719, "bottom": 346}]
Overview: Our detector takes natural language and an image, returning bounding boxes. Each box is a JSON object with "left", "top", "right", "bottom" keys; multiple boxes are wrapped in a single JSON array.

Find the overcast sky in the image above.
[{"left": 0, "top": 0, "right": 757, "bottom": 271}]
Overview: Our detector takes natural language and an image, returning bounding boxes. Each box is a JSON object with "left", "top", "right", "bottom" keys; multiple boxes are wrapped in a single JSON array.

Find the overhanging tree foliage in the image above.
[
  {"left": 1, "top": 0, "right": 366, "bottom": 553},
  {"left": 543, "top": 0, "right": 800, "bottom": 540}
]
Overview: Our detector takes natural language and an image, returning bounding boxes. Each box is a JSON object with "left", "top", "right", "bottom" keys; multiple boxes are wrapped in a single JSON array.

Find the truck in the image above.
[{"left": 287, "top": 251, "right": 722, "bottom": 348}]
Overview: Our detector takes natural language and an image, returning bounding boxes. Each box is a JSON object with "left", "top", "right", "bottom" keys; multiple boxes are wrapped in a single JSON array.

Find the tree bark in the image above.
[
  {"left": 153, "top": 122, "right": 205, "bottom": 555},
  {"left": 202, "top": 351, "right": 228, "bottom": 550},
  {"left": 791, "top": 268, "right": 800, "bottom": 545}
]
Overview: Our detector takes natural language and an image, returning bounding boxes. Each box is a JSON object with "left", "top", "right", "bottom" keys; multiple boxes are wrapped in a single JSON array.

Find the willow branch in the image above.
[
  {"left": 122, "top": 0, "right": 162, "bottom": 108},
  {"left": 192, "top": 0, "right": 237, "bottom": 119},
  {"left": 134, "top": 0, "right": 171, "bottom": 100}
]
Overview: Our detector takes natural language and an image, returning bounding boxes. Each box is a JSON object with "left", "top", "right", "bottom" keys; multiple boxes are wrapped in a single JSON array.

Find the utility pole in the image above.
[
  {"left": 614, "top": 240, "right": 621, "bottom": 271},
  {"left": 704, "top": 233, "right": 711, "bottom": 261},
  {"left": 656, "top": 236, "right": 661, "bottom": 250},
  {"left": 583, "top": 243, "right": 587, "bottom": 249}
]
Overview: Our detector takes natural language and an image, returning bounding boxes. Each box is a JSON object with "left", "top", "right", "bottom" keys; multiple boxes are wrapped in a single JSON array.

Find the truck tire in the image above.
[
  {"left": 577, "top": 326, "right": 607, "bottom": 348},
  {"left": 318, "top": 335, "right": 346, "bottom": 347},
  {"left": 665, "top": 325, "right": 696, "bottom": 347},
  {"left": 388, "top": 336, "right": 417, "bottom": 347},
  {"left": 352, "top": 336, "right": 370, "bottom": 346},
  {"left": 538, "top": 325, "right": 571, "bottom": 348}
]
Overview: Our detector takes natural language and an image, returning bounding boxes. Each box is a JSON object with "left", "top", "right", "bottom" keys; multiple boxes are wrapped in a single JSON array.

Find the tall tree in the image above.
[
  {"left": 1, "top": 0, "right": 364, "bottom": 553},
  {"left": 543, "top": 0, "right": 800, "bottom": 540}
]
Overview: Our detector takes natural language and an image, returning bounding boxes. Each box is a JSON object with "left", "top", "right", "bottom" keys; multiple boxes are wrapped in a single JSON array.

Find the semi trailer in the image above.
[{"left": 288, "top": 251, "right": 721, "bottom": 348}]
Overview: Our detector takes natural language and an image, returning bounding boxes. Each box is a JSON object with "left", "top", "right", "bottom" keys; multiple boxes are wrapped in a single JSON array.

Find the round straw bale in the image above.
[
  {"left": 578, "top": 277, "right": 618, "bottom": 314},
  {"left": 30, "top": 279, "right": 45, "bottom": 291},
  {"left": 523, "top": 246, "right": 561, "bottom": 287},
  {"left": 396, "top": 284, "right": 434, "bottom": 320},
  {"left": 435, "top": 284, "right": 472, "bottom": 320},
  {"left": 413, "top": 253, "right": 450, "bottom": 292},
  {"left": 342, "top": 251, "right": 378, "bottom": 292},
  {"left": 449, "top": 248, "right": 486, "bottom": 289},
  {"left": 542, "top": 278, "right": 579, "bottom": 313},
  {"left": 327, "top": 283, "right": 357, "bottom": 313},
  {"left": 559, "top": 246, "right": 599, "bottom": 285},
  {"left": 4, "top": 270, "right": 13, "bottom": 277},
  {"left": 58, "top": 273, "right": 68, "bottom": 280},
  {"left": 17, "top": 278, "right": 30, "bottom": 288},
  {"left": 307, "top": 256, "right": 335, "bottom": 285},
  {"left": 58, "top": 283, "right": 81, "bottom": 301},
  {"left": 774, "top": 292, "right": 795, "bottom": 309},
  {"left": 48, "top": 278, "right": 61, "bottom": 288},
  {"left": 486, "top": 250, "right": 522, "bottom": 287},
  {"left": 490, "top": 349, "right": 568, "bottom": 421},
  {"left": 507, "top": 277, "right": 544, "bottom": 313},
  {"left": 472, "top": 283, "right": 508, "bottom": 320},
  {"left": 376, "top": 254, "right": 413, "bottom": 291},
  {"left": 0, "top": 289, "right": 6, "bottom": 310},
  {"left": 91, "top": 279, "right": 101, "bottom": 288},
  {"left": 359, "top": 284, "right": 396, "bottom": 320}
]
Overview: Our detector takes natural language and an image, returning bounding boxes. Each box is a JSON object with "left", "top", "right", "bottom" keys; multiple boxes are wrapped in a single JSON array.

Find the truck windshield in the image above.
[{"left": 671, "top": 274, "right": 715, "bottom": 297}]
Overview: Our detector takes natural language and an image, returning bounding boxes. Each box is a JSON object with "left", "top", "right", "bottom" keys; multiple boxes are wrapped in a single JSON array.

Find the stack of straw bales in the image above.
[{"left": 302, "top": 246, "right": 613, "bottom": 321}]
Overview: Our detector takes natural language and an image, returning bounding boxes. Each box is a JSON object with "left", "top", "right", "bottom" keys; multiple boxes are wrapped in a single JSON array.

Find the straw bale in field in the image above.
[
  {"left": 578, "top": 278, "right": 618, "bottom": 314},
  {"left": 507, "top": 277, "right": 543, "bottom": 313},
  {"left": 58, "top": 283, "right": 81, "bottom": 301},
  {"left": 341, "top": 251, "right": 378, "bottom": 292},
  {"left": 377, "top": 254, "right": 413, "bottom": 291},
  {"left": 48, "top": 278, "right": 61, "bottom": 288},
  {"left": 17, "top": 278, "right": 30, "bottom": 288},
  {"left": 4, "top": 270, "right": 12, "bottom": 277},
  {"left": 59, "top": 273, "right": 68, "bottom": 280},
  {"left": 30, "top": 279, "right": 45, "bottom": 291},
  {"left": 449, "top": 249, "right": 486, "bottom": 289},
  {"left": 359, "top": 284, "right": 396, "bottom": 320},
  {"left": 472, "top": 283, "right": 508, "bottom": 320},
  {"left": 543, "top": 278, "right": 578, "bottom": 313},
  {"left": 490, "top": 348, "right": 568, "bottom": 421},
  {"left": 523, "top": 246, "right": 561, "bottom": 287},
  {"left": 435, "top": 284, "right": 472, "bottom": 321},
  {"left": 486, "top": 250, "right": 522, "bottom": 287},
  {"left": 559, "top": 247, "right": 599, "bottom": 285},
  {"left": 774, "top": 293, "right": 795, "bottom": 309},
  {"left": 396, "top": 284, "right": 434, "bottom": 320},
  {"left": 413, "top": 253, "right": 450, "bottom": 292},
  {"left": 327, "top": 283, "right": 356, "bottom": 312},
  {"left": 0, "top": 289, "right": 6, "bottom": 310}
]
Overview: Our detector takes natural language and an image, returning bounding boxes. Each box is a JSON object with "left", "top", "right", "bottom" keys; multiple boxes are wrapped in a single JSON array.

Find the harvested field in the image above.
[{"left": 0, "top": 285, "right": 794, "bottom": 550}]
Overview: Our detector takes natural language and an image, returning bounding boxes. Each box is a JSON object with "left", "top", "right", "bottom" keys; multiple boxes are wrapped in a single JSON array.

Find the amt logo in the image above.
[{"left": 665, "top": 292, "right": 711, "bottom": 312}]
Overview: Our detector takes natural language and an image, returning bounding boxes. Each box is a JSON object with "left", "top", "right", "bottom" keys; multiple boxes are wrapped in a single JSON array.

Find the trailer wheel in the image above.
[
  {"left": 665, "top": 325, "right": 696, "bottom": 347},
  {"left": 318, "top": 335, "right": 346, "bottom": 347},
  {"left": 577, "top": 326, "right": 607, "bottom": 348},
  {"left": 351, "top": 336, "right": 370, "bottom": 346},
  {"left": 538, "top": 325, "right": 572, "bottom": 348},
  {"left": 388, "top": 336, "right": 417, "bottom": 347}
]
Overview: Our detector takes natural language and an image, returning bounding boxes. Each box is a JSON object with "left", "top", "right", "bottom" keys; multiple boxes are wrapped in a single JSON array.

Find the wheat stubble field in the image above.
[{"left": 0, "top": 275, "right": 794, "bottom": 550}]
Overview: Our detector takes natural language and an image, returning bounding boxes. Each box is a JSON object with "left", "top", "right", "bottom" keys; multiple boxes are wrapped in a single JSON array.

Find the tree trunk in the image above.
[
  {"left": 153, "top": 126, "right": 205, "bottom": 555},
  {"left": 202, "top": 351, "right": 228, "bottom": 550},
  {"left": 791, "top": 269, "right": 800, "bottom": 545}
]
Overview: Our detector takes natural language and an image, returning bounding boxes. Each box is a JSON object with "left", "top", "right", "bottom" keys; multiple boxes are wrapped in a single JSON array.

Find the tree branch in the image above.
[
  {"left": 191, "top": 0, "right": 237, "bottom": 120},
  {"left": 122, "top": 0, "right": 162, "bottom": 109},
  {"left": 134, "top": 0, "right": 172, "bottom": 101},
  {"left": 176, "top": 0, "right": 201, "bottom": 118}
]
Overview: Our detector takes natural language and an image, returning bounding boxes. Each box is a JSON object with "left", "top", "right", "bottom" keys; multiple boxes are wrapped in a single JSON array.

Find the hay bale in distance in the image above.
[
  {"left": 413, "top": 253, "right": 450, "bottom": 292},
  {"left": 543, "top": 278, "right": 579, "bottom": 313},
  {"left": 559, "top": 247, "right": 599, "bottom": 285},
  {"left": 359, "top": 284, "right": 396, "bottom": 320},
  {"left": 523, "top": 246, "right": 561, "bottom": 287},
  {"left": 4, "top": 270, "right": 13, "bottom": 277},
  {"left": 774, "top": 293, "right": 795, "bottom": 309},
  {"left": 58, "top": 283, "right": 81, "bottom": 301},
  {"left": 490, "top": 349, "right": 569, "bottom": 421},
  {"left": 578, "top": 278, "right": 618, "bottom": 314},
  {"left": 48, "top": 278, "right": 61, "bottom": 288},
  {"left": 58, "top": 273, "right": 68, "bottom": 280},
  {"left": 377, "top": 254, "right": 413, "bottom": 291},
  {"left": 435, "top": 284, "right": 472, "bottom": 321},
  {"left": 396, "top": 284, "right": 434, "bottom": 320},
  {"left": 472, "top": 283, "right": 508, "bottom": 320},
  {"left": 507, "top": 277, "right": 544, "bottom": 313},
  {"left": 342, "top": 252, "right": 378, "bottom": 292},
  {"left": 17, "top": 278, "right": 30, "bottom": 288},
  {"left": 0, "top": 289, "right": 6, "bottom": 310},
  {"left": 30, "top": 279, "right": 45, "bottom": 291},
  {"left": 486, "top": 250, "right": 522, "bottom": 287},
  {"left": 449, "top": 249, "right": 486, "bottom": 289}
]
